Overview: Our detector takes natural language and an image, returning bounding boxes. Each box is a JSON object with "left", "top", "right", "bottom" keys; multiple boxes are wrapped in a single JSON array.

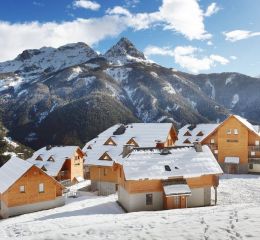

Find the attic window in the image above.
[
  {"left": 104, "top": 137, "right": 117, "bottom": 146},
  {"left": 126, "top": 138, "right": 139, "bottom": 147},
  {"left": 183, "top": 139, "right": 191, "bottom": 144},
  {"left": 87, "top": 145, "right": 92, "bottom": 149},
  {"left": 47, "top": 156, "right": 55, "bottom": 162},
  {"left": 36, "top": 155, "right": 43, "bottom": 161},
  {"left": 184, "top": 131, "right": 192, "bottom": 136},
  {"left": 99, "top": 152, "right": 112, "bottom": 161},
  {"left": 165, "top": 165, "right": 171, "bottom": 171},
  {"left": 196, "top": 131, "right": 204, "bottom": 136}
]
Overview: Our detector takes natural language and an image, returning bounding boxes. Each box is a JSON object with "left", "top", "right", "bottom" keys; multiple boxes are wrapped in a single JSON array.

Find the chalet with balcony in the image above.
[
  {"left": 176, "top": 115, "right": 260, "bottom": 174},
  {"left": 27, "top": 146, "right": 84, "bottom": 186},
  {"left": 0, "top": 157, "right": 64, "bottom": 218},
  {"left": 83, "top": 123, "right": 177, "bottom": 195},
  {"left": 118, "top": 145, "right": 222, "bottom": 212}
]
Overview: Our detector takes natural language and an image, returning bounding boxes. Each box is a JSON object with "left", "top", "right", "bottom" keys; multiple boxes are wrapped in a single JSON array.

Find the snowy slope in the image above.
[{"left": 0, "top": 175, "right": 260, "bottom": 239}]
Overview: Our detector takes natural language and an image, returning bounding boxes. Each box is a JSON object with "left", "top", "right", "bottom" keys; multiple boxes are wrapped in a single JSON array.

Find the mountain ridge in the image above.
[{"left": 0, "top": 37, "right": 259, "bottom": 149}]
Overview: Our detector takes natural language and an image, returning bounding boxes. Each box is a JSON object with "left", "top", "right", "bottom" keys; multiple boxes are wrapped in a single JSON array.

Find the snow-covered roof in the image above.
[
  {"left": 122, "top": 145, "right": 223, "bottom": 181},
  {"left": 27, "top": 146, "right": 79, "bottom": 176},
  {"left": 0, "top": 156, "right": 33, "bottom": 193},
  {"left": 163, "top": 184, "right": 191, "bottom": 196},
  {"left": 233, "top": 115, "right": 260, "bottom": 135},
  {"left": 84, "top": 123, "right": 174, "bottom": 167},
  {"left": 225, "top": 157, "right": 239, "bottom": 164},
  {"left": 176, "top": 124, "right": 219, "bottom": 146}
]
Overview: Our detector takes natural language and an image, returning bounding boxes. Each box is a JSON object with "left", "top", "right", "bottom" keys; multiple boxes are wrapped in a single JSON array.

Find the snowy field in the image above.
[{"left": 0, "top": 175, "right": 260, "bottom": 240}]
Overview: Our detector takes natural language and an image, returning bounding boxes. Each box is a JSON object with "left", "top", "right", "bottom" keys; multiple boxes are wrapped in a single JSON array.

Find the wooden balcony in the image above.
[
  {"left": 248, "top": 146, "right": 260, "bottom": 151},
  {"left": 248, "top": 158, "right": 260, "bottom": 164}
]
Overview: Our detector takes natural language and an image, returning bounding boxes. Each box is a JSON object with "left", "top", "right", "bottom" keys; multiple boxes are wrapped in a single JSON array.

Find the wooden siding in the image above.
[
  {"left": 201, "top": 115, "right": 260, "bottom": 165},
  {"left": 90, "top": 165, "right": 118, "bottom": 183},
  {"left": 2, "top": 166, "right": 63, "bottom": 208}
]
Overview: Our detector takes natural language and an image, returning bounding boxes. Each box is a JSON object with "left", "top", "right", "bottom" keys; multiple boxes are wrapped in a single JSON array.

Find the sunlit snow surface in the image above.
[{"left": 0, "top": 175, "right": 260, "bottom": 239}]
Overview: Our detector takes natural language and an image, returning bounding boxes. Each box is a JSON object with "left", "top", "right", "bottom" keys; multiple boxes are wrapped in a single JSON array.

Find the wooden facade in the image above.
[
  {"left": 118, "top": 164, "right": 220, "bottom": 211},
  {"left": 201, "top": 115, "right": 260, "bottom": 173},
  {"left": 0, "top": 165, "right": 64, "bottom": 218}
]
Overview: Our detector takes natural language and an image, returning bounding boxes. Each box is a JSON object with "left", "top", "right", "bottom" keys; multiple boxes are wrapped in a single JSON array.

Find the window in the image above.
[
  {"left": 256, "top": 140, "right": 260, "bottom": 146},
  {"left": 164, "top": 165, "right": 171, "bottom": 171},
  {"left": 249, "top": 163, "right": 254, "bottom": 170},
  {"left": 234, "top": 129, "right": 239, "bottom": 135},
  {"left": 227, "top": 139, "right": 238, "bottom": 143},
  {"left": 214, "top": 150, "right": 218, "bottom": 154},
  {"left": 210, "top": 139, "right": 215, "bottom": 144},
  {"left": 226, "top": 129, "right": 232, "bottom": 135},
  {"left": 251, "top": 151, "right": 256, "bottom": 156},
  {"left": 103, "top": 168, "right": 108, "bottom": 176},
  {"left": 146, "top": 194, "right": 153, "bottom": 205},
  {"left": 39, "top": 183, "right": 44, "bottom": 193},
  {"left": 19, "top": 185, "right": 25, "bottom": 193}
]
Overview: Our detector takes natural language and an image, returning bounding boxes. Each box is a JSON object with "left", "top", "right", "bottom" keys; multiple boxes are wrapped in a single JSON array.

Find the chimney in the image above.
[
  {"left": 122, "top": 144, "right": 134, "bottom": 158},
  {"left": 194, "top": 142, "right": 202, "bottom": 152},
  {"left": 46, "top": 145, "right": 52, "bottom": 150},
  {"left": 156, "top": 141, "right": 164, "bottom": 149}
]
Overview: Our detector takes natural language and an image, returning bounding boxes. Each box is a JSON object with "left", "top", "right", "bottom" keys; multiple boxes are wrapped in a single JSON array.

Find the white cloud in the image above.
[
  {"left": 158, "top": 0, "right": 211, "bottom": 40},
  {"left": 73, "top": 0, "right": 100, "bottom": 11},
  {"left": 144, "top": 45, "right": 229, "bottom": 73},
  {"left": 230, "top": 56, "right": 237, "bottom": 60},
  {"left": 107, "top": 0, "right": 211, "bottom": 40},
  {"left": 0, "top": 17, "right": 126, "bottom": 61},
  {"left": 0, "top": 0, "right": 212, "bottom": 62},
  {"left": 224, "top": 30, "right": 260, "bottom": 42},
  {"left": 204, "top": 3, "right": 220, "bottom": 17},
  {"left": 207, "top": 41, "right": 213, "bottom": 46}
]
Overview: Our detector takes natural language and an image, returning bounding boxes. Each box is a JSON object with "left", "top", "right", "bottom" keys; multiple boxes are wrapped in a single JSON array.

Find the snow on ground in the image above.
[{"left": 0, "top": 175, "right": 260, "bottom": 239}]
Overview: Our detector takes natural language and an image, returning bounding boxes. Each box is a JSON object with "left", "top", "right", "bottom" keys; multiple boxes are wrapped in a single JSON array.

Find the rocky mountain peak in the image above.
[
  {"left": 104, "top": 37, "right": 146, "bottom": 64},
  {"left": 0, "top": 42, "right": 98, "bottom": 75}
]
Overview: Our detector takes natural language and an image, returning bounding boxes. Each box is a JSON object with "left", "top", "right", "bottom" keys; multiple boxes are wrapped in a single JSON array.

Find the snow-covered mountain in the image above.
[{"left": 0, "top": 37, "right": 259, "bottom": 149}]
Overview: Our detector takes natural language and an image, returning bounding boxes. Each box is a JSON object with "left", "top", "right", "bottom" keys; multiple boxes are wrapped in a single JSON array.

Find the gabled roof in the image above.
[
  {"left": 122, "top": 146, "right": 223, "bottom": 181},
  {"left": 202, "top": 115, "right": 260, "bottom": 143},
  {"left": 27, "top": 146, "right": 80, "bottom": 176},
  {"left": 83, "top": 123, "right": 175, "bottom": 167},
  {"left": 0, "top": 157, "right": 33, "bottom": 193}
]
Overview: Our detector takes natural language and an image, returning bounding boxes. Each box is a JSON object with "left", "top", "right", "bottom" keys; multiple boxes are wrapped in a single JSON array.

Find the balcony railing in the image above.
[
  {"left": 248, "top": 146, "right": 260, "bottom": 151},
  {"left": 248, "top": 158, "right": 260, "bottom": 164}
]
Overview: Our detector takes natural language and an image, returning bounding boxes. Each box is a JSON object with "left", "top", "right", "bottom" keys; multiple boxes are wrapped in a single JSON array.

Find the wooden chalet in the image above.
[{"left": 0, "top": 157, "right": 64, "bottom": 218}]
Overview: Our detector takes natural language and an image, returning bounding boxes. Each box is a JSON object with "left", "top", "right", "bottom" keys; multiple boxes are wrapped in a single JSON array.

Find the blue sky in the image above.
[{"left": 0, "top": 0, "right": 259, "bottom": 76}]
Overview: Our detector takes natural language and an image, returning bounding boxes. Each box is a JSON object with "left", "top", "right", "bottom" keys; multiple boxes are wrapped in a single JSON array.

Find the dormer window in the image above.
[
  {"left": 126, "top": 138, "right": 139, "bottom": 147},
  {"left": 184, "top": 131, "right": 192, "bottom": 136},
  {"left": 183, "top": 139, "right": 191, "bottom": 144},
  {"left": 47, "top": 156, "right": 55, "bottom": 162},
  {"left": 99, "top": 152, "right": 112, "bottom": 161},
  {"left": 36, "top": 155, "right": 43, "bottom": 161},
  {"left": 196, "top": 131, "right": 204, "bottom": 136},
  {"left": 104, "top": 137, "right": 117, "bottom": 146}
]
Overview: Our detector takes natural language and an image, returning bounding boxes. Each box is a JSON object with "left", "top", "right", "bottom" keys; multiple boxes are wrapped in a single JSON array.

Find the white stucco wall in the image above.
[
  {"left": 0, "top": 196, "right": 65, "bottom": 219},
  {"left": 91, "top": 180, "right": 116, "bottom": 195},
  {"left": 248, "top": 164, "right": 260, "bottom": 173},
  {"left": 118, "top": 186, "right": 163, "bottom": 212},
  {"left": 187, "top": 187, "right": 211, "bottom": 207}
]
